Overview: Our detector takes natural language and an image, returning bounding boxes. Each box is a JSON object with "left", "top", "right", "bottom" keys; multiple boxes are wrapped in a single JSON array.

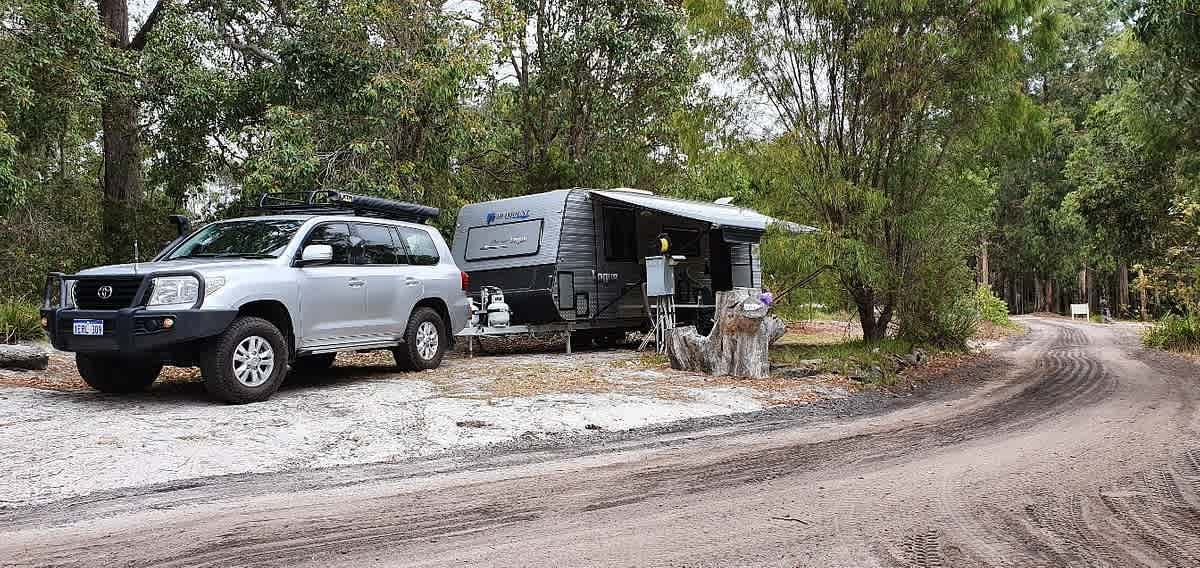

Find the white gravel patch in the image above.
[{"left": 0, "top": 375, "right": 765, "bottom": 507}]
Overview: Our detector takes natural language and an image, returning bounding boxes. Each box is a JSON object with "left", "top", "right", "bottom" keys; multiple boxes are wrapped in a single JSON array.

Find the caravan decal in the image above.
[{"left": 485, "top": 209, "right": 531, "bottom": 224}]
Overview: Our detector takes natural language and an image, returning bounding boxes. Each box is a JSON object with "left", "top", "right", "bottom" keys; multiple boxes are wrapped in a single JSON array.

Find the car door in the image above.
[
  {"left": 295, "top": 222, "right": 368, "bottom": 348},
  {"left": 394, "top": 226, "right": 443, "bottom": 325},
  {"left": 352, "top": 222, "right": 407, "bottom": 340}
]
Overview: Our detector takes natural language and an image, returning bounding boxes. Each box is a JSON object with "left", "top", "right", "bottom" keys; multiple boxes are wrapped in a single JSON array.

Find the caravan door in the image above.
[{"left": 594, "top": 205, "right": 643, "bottom": 321}]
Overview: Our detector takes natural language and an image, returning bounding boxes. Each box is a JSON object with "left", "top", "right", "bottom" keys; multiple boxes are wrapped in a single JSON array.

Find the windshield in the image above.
[{"left": 165, "top": 219, "right": 304, "bottom": 260}]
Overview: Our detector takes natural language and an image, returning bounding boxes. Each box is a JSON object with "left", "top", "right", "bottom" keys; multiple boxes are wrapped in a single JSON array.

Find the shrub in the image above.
[
  {"left": 1143, "top": 312, "right": 1200, "bottom": 352},
  {"left": 974, "top": 285, "right": 1012, "bottom": 327},
  {"left": 900, "top": 290, "right": 979, "bottom": 349},
  {"left": 0, "top": 299, "right": 43, "bottom": 344}
]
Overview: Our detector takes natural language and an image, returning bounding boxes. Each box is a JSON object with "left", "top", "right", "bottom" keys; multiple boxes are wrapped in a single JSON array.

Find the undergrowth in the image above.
[
  {"left": 1143, "top": 312, "right": 1200, "bottom": 352},
  {"left": 0, "top": 299, "right": 43, "bottom": 344}
]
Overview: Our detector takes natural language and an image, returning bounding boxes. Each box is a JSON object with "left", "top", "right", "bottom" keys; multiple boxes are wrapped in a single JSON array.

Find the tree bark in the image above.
[
  {"left": 98, "top": 0, "right": 166, "bottom": 262},
  {"left": 977, "top": 239, "right": 989, "bottom": 287},
  {"left": 666, "top": 288, "right": 786, "bottom": 379},
  {"left": 0, "top": 345, "right": 49, "bottom": 370},
  {"left": 1118, "top": 262, "right": 1130, "bottom": 317},
  {"left": 1139, "top": 267, "right": 1149, "bottom": 321}
]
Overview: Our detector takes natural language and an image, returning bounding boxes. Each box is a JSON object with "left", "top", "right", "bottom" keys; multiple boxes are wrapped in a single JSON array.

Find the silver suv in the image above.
[{"left": 41, "top": 193, "right": 470, "bottom": 403}]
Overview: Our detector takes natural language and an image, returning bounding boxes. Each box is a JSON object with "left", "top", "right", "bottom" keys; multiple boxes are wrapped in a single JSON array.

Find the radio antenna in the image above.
[{"left": 133, "top": 241, "right": 140, "bottom": 274}]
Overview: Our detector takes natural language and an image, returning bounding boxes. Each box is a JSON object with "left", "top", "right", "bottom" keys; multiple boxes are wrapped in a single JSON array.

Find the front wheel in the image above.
[
  {"left": 393, "top": 307, "right": 447, "bottom": 371},
  {"left": 200, "top": 316, "right": 289, "bottom": 404},
  {"left": 76, "top": 354, "right": 161, "bottom": 393}
]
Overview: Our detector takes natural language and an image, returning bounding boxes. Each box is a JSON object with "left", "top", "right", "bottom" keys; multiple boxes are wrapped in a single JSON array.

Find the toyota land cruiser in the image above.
[{"left": 40, "top": 192, "right": 470, "bottom": 403}]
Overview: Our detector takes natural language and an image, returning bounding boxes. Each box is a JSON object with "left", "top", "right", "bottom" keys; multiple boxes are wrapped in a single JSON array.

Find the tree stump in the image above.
[
  {"left": 666, "top": 287, "right": 786, "bottom": 379},
  {"left": 0, "top": 344, "right": 49, "bottom": 371}
]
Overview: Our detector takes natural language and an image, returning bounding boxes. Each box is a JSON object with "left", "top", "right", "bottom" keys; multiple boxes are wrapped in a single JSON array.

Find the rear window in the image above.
[
  {"left": 464, "top": 219, "right": 543, "bottom": 261},
  {"left": 395, "top": 227, "right": 440, "bottom": 266},
  {"left": 352, "top": 223, "right": 402, "bottom": 265}
]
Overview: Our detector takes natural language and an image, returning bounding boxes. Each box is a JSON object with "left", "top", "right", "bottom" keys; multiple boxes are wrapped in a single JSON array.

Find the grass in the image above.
[
  {"left": 771, "top": 338, "right": 921, "bottom": 386},
  {"left": 1143, "top": 313, "right": 1200, "bottom": 353},
  {"left": 0, "top": 299, "right": 43, "bottom": 344},
  {"left": 771, "top": 301, "right": 855, "bottom": 323}
]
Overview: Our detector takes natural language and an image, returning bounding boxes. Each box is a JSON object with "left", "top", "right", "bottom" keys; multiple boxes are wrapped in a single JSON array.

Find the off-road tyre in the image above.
[
  {"left": 200, "top": 316, "right": 289, "bottom": 404},
  {"left": 76, "top": 354, "right": 161, "bottom": 393},
  {"left": 393, "top": 307, "right": 447, "bottom": 372}
]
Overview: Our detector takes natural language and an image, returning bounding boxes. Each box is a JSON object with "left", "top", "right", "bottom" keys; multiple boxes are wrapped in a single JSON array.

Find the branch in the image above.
[{"left": 128, "top": 0, "right": 169, "bottom": 51}]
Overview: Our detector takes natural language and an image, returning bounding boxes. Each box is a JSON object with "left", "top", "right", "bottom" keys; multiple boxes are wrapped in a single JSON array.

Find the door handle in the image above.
[
  {"left": 347, "top": 278, "right": 365, "bottom": 288},
  {"left": 404, "top": 276, "right": 420, "bottom": 287}
]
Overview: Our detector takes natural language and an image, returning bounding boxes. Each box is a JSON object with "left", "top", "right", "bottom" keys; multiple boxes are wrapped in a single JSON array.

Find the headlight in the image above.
[{"left": 148, "top": 276, "right": 201, "bottom": 306}]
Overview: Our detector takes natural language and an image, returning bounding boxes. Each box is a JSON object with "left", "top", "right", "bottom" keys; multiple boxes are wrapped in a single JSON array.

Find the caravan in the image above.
[{"left": 451, "top": 188, "right": 793, "bottom": 346}]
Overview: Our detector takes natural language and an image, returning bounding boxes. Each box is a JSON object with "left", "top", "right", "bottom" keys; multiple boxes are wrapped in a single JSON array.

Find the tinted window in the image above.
[
  {"left": 604, "top": 207, "right": 637, "bottom": 261},
  {"left": 353, "top": 223, "right": 401, "bottom": 265},
  {"left": 395, "top": 227, "right": 439, "bottom": 266},
  {"left": 165, "top": 220, "right": 303, "bottom": 260},
  {"left": 663, "top": 227, "right": 701, "bottom": 256},
  {"left": 302, "top": 223, "right": 353, "bottom": 265}
]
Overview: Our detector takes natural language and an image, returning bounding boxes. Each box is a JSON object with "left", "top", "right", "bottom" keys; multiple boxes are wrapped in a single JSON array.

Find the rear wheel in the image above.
[
  {"left": 200, "top": 316, "right": 289, "bottom": 404},
  {"left": 76, "top": 354, "right": 161, "bottom": 393},
  {"left": 393, "top": 307, "right": 447, "bottom": 371}
]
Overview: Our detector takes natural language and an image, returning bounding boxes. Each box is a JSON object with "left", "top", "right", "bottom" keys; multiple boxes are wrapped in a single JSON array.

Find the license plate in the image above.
[{"left": 73, "top": 319, "right": 104, "bottom": 336}]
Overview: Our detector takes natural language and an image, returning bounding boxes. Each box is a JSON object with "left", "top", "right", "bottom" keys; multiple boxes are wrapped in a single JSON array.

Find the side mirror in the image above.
[
  {"left": 168, "top": 214, "right": 191, "bottom": 237},
  {"left": 298, "top": 244, "right": 333, "bottom": 267}
]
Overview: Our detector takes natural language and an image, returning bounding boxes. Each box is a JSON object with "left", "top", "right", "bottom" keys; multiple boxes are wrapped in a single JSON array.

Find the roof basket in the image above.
[{"left": 253, "top": 190, "right": 439, "bottom": 223}]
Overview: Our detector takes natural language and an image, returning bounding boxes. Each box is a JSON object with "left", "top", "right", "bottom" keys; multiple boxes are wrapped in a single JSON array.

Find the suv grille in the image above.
[{"left": 74, "top": 277, "right": 145, "bottom": 310}]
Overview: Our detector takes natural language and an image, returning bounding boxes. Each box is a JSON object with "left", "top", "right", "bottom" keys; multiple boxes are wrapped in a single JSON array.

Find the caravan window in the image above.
[
  {"left": 465, "top": 219, "right": 543, "bottom": 261},
  {"left": 604, "top": 207, "right": 637, "bottom": 261},
  {"left": 663, "top": 227, "right": 701, "bottom": 257}
]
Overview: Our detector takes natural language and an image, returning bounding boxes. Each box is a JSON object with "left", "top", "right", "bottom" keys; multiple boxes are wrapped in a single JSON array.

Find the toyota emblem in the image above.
[{"left": 97, "top": 286, "right": 114, "bottom": 300}]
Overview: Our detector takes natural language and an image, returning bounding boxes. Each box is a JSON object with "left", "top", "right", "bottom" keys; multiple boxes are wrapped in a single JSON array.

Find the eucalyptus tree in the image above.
[
  {"left": 478, "top": 0, "right": 695, "bottom": 194},
  {"left": 716, "top": 0, "right": 1057, "bottom": 341}
]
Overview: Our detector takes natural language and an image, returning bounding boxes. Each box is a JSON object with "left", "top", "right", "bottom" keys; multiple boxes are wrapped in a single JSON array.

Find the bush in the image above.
[
  {"left": 1143, "top": 312, "right": 1200, "bottom": 352},
  {"left": 0, "top": 299, "right": 43, "bottom": 344},
  {"left": 975, "top": 285, "right": 1012, "bottom": 327}
]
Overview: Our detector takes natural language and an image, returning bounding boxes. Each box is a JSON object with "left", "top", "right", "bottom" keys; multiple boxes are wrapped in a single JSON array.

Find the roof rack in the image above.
[{"left": 253, "top": 190, "right": 439, "bottom": 223}]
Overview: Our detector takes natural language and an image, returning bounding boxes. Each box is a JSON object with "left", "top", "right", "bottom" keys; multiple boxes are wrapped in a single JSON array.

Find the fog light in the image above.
[
  {"left": 162, "top": 317, "right": 175, "bottom": 329},
  {"left": 40, "top": 317, "right": 48, "bottom": 328}
]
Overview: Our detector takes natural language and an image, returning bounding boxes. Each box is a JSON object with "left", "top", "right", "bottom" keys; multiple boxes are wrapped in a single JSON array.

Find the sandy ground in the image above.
[
  {"left": 2, "top": 317, "right": 1195, "bottom": 568},
  {"left": 0, "top": 335, "right": 862, "bottom": 508}
]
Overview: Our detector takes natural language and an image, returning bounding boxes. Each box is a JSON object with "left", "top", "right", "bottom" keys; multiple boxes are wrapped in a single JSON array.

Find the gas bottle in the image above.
[{"left": 486, "top": 291, "right": 511, "bottom": 328}]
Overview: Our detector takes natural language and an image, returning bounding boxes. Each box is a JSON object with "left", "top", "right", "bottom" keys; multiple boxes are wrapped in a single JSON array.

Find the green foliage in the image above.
[
  {"left": 709, "top": 0, "right": 1053, "bottom": 340},
  {"left": 0, "top": 299, "right": 43, "bottom": 344},
  {"left": 976, "top": 285, "right": 1013, "bottom": 327},
  {"left": 1143, "top": 312, "right": 1200, "bottom": 352}
]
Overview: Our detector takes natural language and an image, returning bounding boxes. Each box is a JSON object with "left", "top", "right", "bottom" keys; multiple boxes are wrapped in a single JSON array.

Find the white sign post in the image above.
[{"left": 1070, "top": 303, "right": 1090, "bottom": 320}]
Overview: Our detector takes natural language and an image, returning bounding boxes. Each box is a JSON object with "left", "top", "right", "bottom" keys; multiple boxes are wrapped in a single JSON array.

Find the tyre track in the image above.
[{"left": 4, "top": 317, "right": 1200, "bottom": 568}]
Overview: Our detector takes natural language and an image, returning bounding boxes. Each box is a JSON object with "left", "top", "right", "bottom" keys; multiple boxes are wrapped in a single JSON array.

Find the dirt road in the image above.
[{"left": 2, "top": 317, "right": 1198, "bottom": 567}]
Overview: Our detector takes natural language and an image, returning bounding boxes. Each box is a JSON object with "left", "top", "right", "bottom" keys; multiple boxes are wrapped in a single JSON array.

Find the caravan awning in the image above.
[{"left": 589, "top": 189, "right": 816, "bottom": 235}]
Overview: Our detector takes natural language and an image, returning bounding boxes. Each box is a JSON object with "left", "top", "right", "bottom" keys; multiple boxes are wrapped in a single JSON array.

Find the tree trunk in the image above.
[
  {"left": 1139, "top": 267, "right": 1149, "bottom": 321},
  {"left": 0, "top": 344, "right": 49, "bottom": 370},
  {"left": 977, "top": 239, "right": 989, "bottom": 287},
  {"left": 1118, "top": 262, "right": 1130, "bottom": 317},
  {"left": 666, "top": 288, "right": 786, "bottom": 379},
  {"left": 99, "top": 0, "right": 145, "bottom": 263}
]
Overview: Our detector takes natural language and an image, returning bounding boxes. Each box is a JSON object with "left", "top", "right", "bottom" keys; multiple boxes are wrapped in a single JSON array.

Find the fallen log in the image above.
[
  {"left": 0, "top": 344, "right": 49, "bottom": 371},
  {"left": 666, "top": 287, "right": 786, "bottom": 379}
]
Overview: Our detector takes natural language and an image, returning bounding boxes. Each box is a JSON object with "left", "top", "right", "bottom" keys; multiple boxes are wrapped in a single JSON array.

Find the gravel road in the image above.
[{"left": 2, "top": 316, "right": 1198, "bottom": 567}]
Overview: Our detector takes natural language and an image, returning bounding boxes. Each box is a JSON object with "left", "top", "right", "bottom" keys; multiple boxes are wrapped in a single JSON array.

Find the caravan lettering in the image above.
[{"left": 485, "top": 209, "right": 531, "bottom": 225}]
